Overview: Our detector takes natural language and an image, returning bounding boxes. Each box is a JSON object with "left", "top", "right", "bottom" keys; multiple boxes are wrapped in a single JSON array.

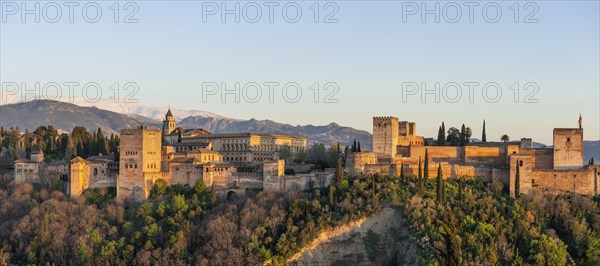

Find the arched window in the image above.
[{"left": 94, "top": 168, "right": 98, "bottom": 176}]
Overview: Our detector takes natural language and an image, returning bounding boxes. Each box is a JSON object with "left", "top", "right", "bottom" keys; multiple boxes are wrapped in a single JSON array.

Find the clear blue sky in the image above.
[{"left": 1, "top": 1, "right": 599, "bottom": 144}]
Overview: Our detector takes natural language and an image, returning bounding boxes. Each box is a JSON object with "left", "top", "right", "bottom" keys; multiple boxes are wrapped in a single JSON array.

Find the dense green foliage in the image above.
[
  {"left": 0, "top": 171, "right": 598, "bottom": 265},
  {"left": 0, "top": 126, "right": 119, "bottom": 163},
  {"left": 397, "top": 176, "right": 600, "bottom": 265}
]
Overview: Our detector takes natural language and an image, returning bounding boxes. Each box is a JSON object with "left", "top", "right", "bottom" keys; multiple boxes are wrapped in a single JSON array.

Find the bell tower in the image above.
[{"left": 162, "top": 107, "right": 176, "bottom": 138}]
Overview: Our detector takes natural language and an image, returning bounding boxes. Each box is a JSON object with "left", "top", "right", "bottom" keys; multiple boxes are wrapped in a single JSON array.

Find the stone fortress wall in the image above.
[{"left": 347, "top": 116, "right": 599, "bottom": 197}]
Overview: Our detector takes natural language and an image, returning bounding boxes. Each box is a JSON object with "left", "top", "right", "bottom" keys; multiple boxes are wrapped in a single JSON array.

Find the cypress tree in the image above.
[
  {"left": 458, "top": 176, "right": 464, "bottom": 202},
  {"left": 482, "top": 120, "right": 487, "bottom": 143},
  {"left": 96, "top": 128, "right": 108, "bottom": 155},
  {"left": 441, "top": 122, "right": 446, "bottom": 145},
  {"left": 328, "top": 184, "right": 336, "bottom": 207},
  {"left": 437, "top": 126, "right": 444, "bottom": 146},
  {"left": 400, "top": 163, "right": 405, "bottom": 179},
  {"left": 424, "top": 149, "right": 429, "bottom": 180},
  {"left": 76, "top": 141, "right": 84, "bottom": 158},
  {"left": 344, "top": 146, "right": 350, "bottom": 162},
  {"left": 441, "top": 177, "right": 446, "bottom": 204},
  {"left": 357, "top": 141, "right": 361, "bottom": 152},
  {"left": 352, "top": 140, "right": 357, "bottom": 152},
  {"left": 460, "top": 124, "right": 467, "bottom": 146},
  {"left": 210, "top": 184, "right": 217, "bottom": 205},
  {"left": 515, "top": 160, "right": 521, "bottom": 197},
  {"left": 335, "top": 158, "right": 344, "bottom": 184},
  {"left": 418, "top": 156, "right": 423, "bottom": 194},
  {"left": 436, "top": 163, "right": 443, "bottom": 204}
]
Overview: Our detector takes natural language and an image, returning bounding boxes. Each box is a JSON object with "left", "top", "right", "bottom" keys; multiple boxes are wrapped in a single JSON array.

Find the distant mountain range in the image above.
[
  {"left": 0, "top": 100, "right": 158, "bottom": 135},
  {"left": 583, "top": 140, "right": 600, "bottom": 163},
  {"left": 0, "top": 100, "right": 371, "bottom": 148},
  {"left": 0, "top": 95, "right": 226, "bottom": 121}
]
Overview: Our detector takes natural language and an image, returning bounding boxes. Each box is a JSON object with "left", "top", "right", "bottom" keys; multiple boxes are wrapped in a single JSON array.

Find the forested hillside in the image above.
[{"left": 0, "top": 170, "right": 599, "bottom": 265}]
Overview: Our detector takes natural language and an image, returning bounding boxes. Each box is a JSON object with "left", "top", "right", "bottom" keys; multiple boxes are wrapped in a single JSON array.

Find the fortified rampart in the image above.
[{"left": 350, "top": 116, "right": 598, "bottom": 197}]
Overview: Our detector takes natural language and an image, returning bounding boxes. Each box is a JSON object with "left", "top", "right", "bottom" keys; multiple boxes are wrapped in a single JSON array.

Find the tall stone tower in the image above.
[
  {"left": 162, "top": 108, "right": 176, "bottom": 138},
  {"left": 373, "top": 116, "right": 399, "bottom": 158},
  {"left": 553, "top": 128, "right": 584, "bottom": 170},
  {"left": 117, "top": 127, "right": 162, "bottom": 202}
]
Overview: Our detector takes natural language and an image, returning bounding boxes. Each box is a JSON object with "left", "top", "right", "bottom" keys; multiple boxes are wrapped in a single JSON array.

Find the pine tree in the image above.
[
  {"left": 424, "top": 149, "right": 429, "bottom": 181},
  {"left": 515, "top": 160, "right": 521, "bottom": 197},
  {"left": 482, "top": 120, "right": 487, "bottom": 143},
  {"left": 436, "top": 163, "right": 443, "bottom": 204}
]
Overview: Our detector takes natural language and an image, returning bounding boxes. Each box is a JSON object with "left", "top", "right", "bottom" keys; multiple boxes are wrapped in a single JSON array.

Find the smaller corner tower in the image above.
[{"left": 553, "top": 115, "right": 584, "bottom": 170}]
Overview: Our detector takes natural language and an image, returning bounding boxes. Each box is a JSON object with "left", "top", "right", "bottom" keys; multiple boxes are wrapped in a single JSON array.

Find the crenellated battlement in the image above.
[
  {"left": 373, "top": 116, "right": 399, "bottom": 125},
  {"left": 120, "top": 127, "right": 161, "bottom": 136}
]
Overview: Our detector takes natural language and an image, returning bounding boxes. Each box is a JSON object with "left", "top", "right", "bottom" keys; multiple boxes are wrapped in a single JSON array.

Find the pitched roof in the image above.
[{"left": 70, "top": 156, "right": 87, "bottom": 163}]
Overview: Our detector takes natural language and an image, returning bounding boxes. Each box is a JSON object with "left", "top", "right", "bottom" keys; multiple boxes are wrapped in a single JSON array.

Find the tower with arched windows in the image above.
[
  {"left": 117, "top": 127, "right": 162, "bottom": 202},
  {"left": 162, "top": 108, "right": 176, "bottom": 140}
]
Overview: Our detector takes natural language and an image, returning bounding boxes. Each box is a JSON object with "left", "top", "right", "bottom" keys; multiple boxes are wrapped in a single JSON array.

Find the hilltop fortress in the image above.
[
  {"left": 14, "top": 109, "right": 333, "bottom": 202},
  {"left": 13, "top": 112, "right": 599, "bottom": 201},
  {"left": 346, "top": 116, "right": 599, "bottom": 197}
]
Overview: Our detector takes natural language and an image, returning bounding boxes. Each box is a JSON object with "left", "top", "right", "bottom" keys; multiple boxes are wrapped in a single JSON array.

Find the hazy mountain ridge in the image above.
[
  {"left": 0, "top": 100, "right": 372, "bottom": 148},
  {"left": 583, "top": 140, "right": 600, "bottom": 163},
  {"left": 0, "top": 100, "right": 161, "bottom": 135},
  {"left": 0, "top": 96, "right": 226, "bottom": 121}
]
